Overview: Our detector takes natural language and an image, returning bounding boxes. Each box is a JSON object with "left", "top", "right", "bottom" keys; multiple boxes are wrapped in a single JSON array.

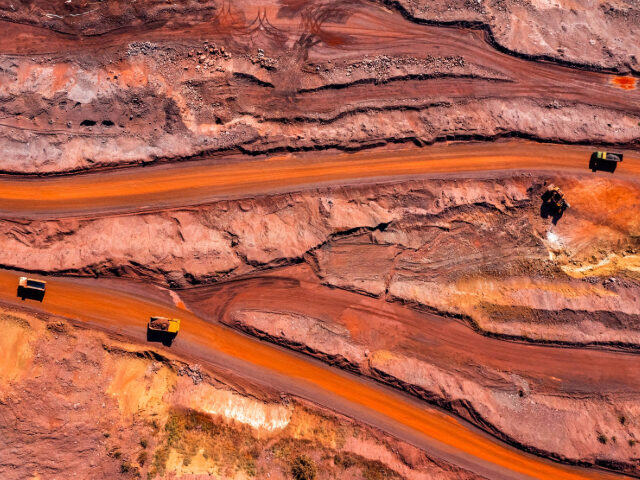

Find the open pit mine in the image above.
[{"left": 1, "top": 1, "right": 639, "bottom": 479}]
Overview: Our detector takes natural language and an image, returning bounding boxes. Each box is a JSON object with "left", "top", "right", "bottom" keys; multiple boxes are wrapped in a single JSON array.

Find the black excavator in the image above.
[
  {"left": 541, "top": 184, "right": 570, "bottom": 216},
  {"left": 590, "top": 151, "right": 623, "bottom": 173}
]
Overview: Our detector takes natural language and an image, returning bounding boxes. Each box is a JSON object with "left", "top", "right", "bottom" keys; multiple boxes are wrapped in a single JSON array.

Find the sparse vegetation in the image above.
[
  {"left": 273, "top": 438, "right": 315, "bottom": 462},
  {"left": 334, "top": 453, "right": 356, "bottom": 469},
  {"left": 0, "top": 308, "right": 470, "bottom": 480},
  {"left": 165, "top": 414, "right": 182, "bottom": 446},
  {"left": 291, "top": 455, "right": 316, "bottom": 480},
  {"left": 629, "top": 439, "right": 636, "bottom": 447},
  {"left": 108, "top": 448, "right": 123, "bottom": 459},
  {"left": 619, "top": 415, "right": 627, "bottom": 425},
  {"left": 333, "top": 452, "right": 401, "bottom": 480},
  {"left": 120, "top": 461, "right": 139, "bottom": 476},
  {"left": 240, "top": 457, "right": 256, "bottom": 477},
  {"left": 151, "top": 445, "right": 170, "bottom": 477},
  {"left": 0, "top": 313, "right": 30, "bottom": 329},
  {"left": 362, "top": 460, "right": 402, "bottom": 480},
  {"left": 142, "top": 404, "right": 404, "bottom": 479},
  {"left": 597, "top": 433, "right": 608, "bottom": 444},
  {"left": 149, "top": 409, "right": 262, "bottom": 478}
]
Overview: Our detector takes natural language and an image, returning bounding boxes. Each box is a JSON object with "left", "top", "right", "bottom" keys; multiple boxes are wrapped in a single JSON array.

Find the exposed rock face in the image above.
[
  {"left": 394, "top": 0, "right": 640, "bottom": 71},
  {"left": 0, "top": 0, "right": 639, "bottom": 173},
  {"left": 2, "top": 1, "right": 640, "bottom": 476},
  {"left": 0, "top": 175, "right": 561, "bottom": 280},
  {"left": 2, "top": 0, "right": 638, "bottom": 70},
  {"left": 4, "top": 169, "right": 638, "bottom": 476},
  {"left": 0, "top": 310, "right": 478, "bottom": 480},
  {"left": 221, "top": 294, "right": 640, "bottom": 474},
  {"left": 3, "top": 173, "right": 639, "bottom": 344}
]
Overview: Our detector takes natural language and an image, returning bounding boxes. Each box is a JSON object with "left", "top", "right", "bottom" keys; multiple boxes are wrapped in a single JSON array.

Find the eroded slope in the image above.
[
  {"left": 2, "top": 173, "right": 638, "bottom": 347},
  {"left": 0, "top": 0, "right": 638, "bottom": 173},
  {"left": 3, "top": 169, "right": 640, "bottom": 473},
  {"left": 0, "top": 309, "right": 475, "bottom": 480}
]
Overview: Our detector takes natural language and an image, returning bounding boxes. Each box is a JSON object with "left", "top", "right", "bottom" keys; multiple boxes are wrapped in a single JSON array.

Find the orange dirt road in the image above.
[
  {"left": 0, "top": 269, "right": 627, "bottom": 480},
  {"left": 2, "top": 141, "right": 638, "bottom": 217}
]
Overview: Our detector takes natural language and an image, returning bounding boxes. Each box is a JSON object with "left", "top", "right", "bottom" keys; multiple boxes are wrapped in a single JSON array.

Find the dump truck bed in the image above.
[
  {"left": 148, "top": 316, "right": 180, "bottom": 334},
  {"left": 19, "top": 276, "right": 46, "bottom": 291},
  {"left": 596, "top": 151, "right": 623, "bottom": 162}
]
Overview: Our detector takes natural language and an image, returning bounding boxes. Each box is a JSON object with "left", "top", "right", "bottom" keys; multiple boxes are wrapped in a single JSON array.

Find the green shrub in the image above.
[
  {"left": 597, "top": 434, "right": 607, "bottom": 444},
  {"left": 109, "top": 449, "right": 122, "bottom": 459},
  {"left": 152, "top": 446, "right": 170, "bottom": 477},
  {"left": 241, "top": 458, "right": 256, "bottom": 477},
  {"left": 120, "top": 461, "right": 139, "bottom": 475},
  {"left": 334, "top": 453, "right": 356, "bottom": 469},
  {"left": 362, "top": 460, "right": 402, "bottom": 480},
  {"left": 165, "top": 415, "right": 182, "bottom": 446},
  {"left": 291, "top": 455, "right": 316, "bottom": 480}
]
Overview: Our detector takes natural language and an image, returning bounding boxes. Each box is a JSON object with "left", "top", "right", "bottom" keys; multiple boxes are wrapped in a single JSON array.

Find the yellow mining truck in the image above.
[
  {"left": 18, "top": 276, "right": 46, "bottom": 302},
  {"left": 147, "top": 316, "right": 180, "bottom": 345}
]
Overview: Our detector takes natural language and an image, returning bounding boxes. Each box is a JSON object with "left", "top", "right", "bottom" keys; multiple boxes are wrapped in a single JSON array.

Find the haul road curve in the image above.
[
  {"left": 0, "top": 268, "right": 629, "bottom": 480},
  {"left": 2, "top": 0, "right": 640, "bottom": 477},
  {"left": 1, "top": 141, "right": 639, "bottom": 479}
]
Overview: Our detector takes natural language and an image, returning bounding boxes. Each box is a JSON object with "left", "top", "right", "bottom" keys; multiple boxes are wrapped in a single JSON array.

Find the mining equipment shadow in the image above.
[
  {"left": 17, "top": 286, "right": 45, "bottom": 302},
  {"left": 540, "top": 201, "right": 565, "bottom": 225},
  {"left": 147, "top": 327, "right": 177, "bottom": 347}
]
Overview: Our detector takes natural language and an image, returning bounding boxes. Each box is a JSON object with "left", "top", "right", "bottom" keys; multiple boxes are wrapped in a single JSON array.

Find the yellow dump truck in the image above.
[
  {"left": 18, "top": 276, "right": 46, "bottom": 301},
  {"left": 147, "top": 316, "right": 180, "bottom": 344}
]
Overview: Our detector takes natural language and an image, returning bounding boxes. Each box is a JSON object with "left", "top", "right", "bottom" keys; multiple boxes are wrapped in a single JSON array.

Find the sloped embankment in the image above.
[{"left": 0, "top": 308, "right": 477, "bottom": 480}]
